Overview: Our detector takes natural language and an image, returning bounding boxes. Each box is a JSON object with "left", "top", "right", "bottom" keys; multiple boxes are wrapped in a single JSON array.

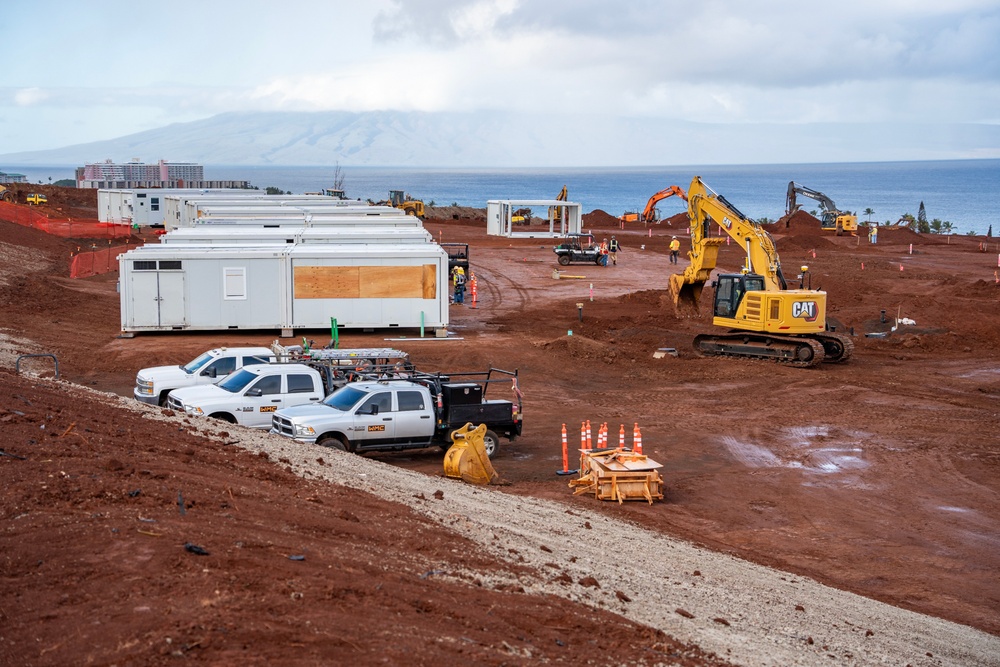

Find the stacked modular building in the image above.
[{"left": 118, "top": 195, "right": 449, "bottom": 338}]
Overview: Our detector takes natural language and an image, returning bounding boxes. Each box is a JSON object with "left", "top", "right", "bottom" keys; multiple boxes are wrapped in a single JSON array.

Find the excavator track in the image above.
[
  {"left": 693, "top": 332, "right": 826, "bottom": 367},
  {"left": 813, "top": 331, "right": 854, "bottom": 363}
]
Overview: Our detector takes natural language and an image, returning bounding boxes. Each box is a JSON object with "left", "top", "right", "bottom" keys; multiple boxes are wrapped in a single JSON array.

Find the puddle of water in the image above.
[{"left": 720, "top": 436, "right": 782, "bottom": 468}]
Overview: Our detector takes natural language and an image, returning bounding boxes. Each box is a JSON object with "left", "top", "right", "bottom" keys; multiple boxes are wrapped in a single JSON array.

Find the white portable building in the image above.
[
  {"left": 98, "top": 188, "right": 256, "bottom": 226},
  {"left": 159, "top": 226, "right": 434, "bottom": 246},
  {"left": 118, "top": 243, "right": 449, "bottom": 337},
  {"left": 164, "top": 196, "right": 373, "bottom": 229}
]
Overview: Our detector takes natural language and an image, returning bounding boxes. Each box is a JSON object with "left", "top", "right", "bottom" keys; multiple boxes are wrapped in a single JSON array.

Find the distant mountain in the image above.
[{"left": 2, "top": 110, "right": 998, "bottom": 167}]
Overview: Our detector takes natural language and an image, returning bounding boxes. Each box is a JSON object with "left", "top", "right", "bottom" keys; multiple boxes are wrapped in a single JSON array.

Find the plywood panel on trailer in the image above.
[{"left": 293, "top": 264, "right": 437, "bottom": 299}]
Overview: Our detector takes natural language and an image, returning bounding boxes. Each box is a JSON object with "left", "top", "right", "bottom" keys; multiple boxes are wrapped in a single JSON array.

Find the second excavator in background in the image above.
[
  {"left": 0, "top": 185, "right": 13, "bottom": 203},
  {"left": 668, "top": 176, "right": 852, "bottom": 367},
  {"left": 786, "top": 182, "right": 858, "bottom": 235},
  {"left": 618, "top": 185, "right": 687, "bottom": 224}
]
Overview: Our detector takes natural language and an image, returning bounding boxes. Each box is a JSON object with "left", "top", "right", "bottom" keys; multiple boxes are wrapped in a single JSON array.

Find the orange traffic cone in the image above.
[
  {"left": 632, "top": 422, "right": 643, "bottom": 454},
  {"left": 556, "top": 424, "right": 578, "bottom": 476},
  {"left": 586, "top": 420, "right": 592, "bottom": 450},
  {"left": 618, "top": 424, "right": 625, "bottom": 449}
]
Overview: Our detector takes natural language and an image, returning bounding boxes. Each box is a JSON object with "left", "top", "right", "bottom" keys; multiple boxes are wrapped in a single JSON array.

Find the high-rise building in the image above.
[{"left": 76, "top": 159, "right": 246, "bottom": 189}]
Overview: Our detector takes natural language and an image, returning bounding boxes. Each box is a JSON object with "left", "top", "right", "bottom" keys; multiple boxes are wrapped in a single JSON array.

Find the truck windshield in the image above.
[
  {"left": 217, "top": 369, "right": 256, "bottom": 393},
  {"left": 181, "top": 352, "right": 214, "bottom": 374},
  {"left": 322, "top": 386, "right": 367, "bottom": 410}
]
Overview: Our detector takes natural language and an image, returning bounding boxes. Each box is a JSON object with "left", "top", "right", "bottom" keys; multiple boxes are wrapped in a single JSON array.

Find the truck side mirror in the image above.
[
  {"left": 245, "top": 388, "right": 262, "bottom": 397},
  {"left": 369, "top": 404, "right": 379, "bottom": 416},
  {"left": 204, "top": 368, "right": 217, "bottom": 378}
]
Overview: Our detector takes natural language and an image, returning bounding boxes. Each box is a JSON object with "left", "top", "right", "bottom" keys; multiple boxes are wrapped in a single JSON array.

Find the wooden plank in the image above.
[{"left": 294, "top": 264, "right": 437, "bottom": 300}]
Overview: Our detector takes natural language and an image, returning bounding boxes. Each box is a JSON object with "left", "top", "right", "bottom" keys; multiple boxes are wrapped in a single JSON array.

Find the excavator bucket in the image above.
[
  {"left": 443, "top": 423, "right": 501, "bottom": 485},
  {"left": 668, "top": 273, "right": 704, "bottom": 315}
]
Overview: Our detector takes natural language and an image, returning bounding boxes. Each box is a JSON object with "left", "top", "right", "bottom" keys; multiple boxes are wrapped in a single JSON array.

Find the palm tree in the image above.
[{"left": 864, "top": 207, "right": 874, "bottom": 222}]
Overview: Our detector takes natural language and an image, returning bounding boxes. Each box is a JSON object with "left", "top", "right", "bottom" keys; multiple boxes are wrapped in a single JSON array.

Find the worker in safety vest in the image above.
[
  {"left": 669, "top": 236, "right": 681, "bottom": 264},
  {"left": 609, "top": 236, "right": 621, "bottom": 265},
  {"left": 452, "top": 266, "right": 467, "bottom": 304}
]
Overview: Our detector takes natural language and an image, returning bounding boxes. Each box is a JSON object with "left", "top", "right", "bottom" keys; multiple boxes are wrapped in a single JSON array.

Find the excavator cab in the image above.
[{"left": 713, "top": 274, "right": 765, "bottom": 318}]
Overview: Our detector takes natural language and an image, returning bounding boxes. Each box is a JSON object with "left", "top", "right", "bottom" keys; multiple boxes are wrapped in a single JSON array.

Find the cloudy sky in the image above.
[{"left": 2, "top": 0, "right": 998, "bottom": 159}]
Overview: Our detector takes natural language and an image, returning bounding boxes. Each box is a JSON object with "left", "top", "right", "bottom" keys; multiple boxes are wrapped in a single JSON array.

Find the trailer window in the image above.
[
  {"left": 150, "top": 197, "right": 159, "bottom": 212},
  {"left": 158, "top": 261, "right": 182, "bottom": 270},
  {"left": 224, "top": 267, "right": 247, "bottom": 300},
  {"left": 397, "top": 390, "right": 425, "bottom": 411},
  {"left": 287, "top": 374, "right": 316, "bottom": 394},
  {"left": 134, "top": 261, "right": 157, "bottom": 271}
]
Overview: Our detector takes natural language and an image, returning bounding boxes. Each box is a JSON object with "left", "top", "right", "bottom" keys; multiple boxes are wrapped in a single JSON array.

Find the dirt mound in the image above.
[
  {"left": 582, "top": 209, "right": 619, "bottom": 227},
  {"left": 1, "top": 184, "right": 98, "bottom": 219},
  {"left": 423, "top": 205, "right": 486, "bottom": 224},
  {"left": 877, "top": 225, "right": 948, "bottom": 245}
]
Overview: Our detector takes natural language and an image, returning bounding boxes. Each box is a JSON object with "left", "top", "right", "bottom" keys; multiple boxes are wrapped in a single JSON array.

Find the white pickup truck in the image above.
[
  {"left": 270, "top": 369, "right": 522, "bottom": 458},
  {"left": 133, "top": 346, "right": 276, "bottom": 406},
  {"left": 167, "top": 363, "right": 327, "bottom": 428}
]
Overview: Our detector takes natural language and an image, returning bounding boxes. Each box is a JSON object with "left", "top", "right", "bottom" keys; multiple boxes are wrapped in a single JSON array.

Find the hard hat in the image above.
[
  {"left": 672, "top": 235, "right": 677, "bottom": 238},
  {"left": 456, "top": 267, "right": 464, "bottom": 273}
]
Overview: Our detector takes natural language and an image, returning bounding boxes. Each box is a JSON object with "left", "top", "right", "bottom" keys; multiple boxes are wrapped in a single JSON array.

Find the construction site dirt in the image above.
[{"left": 2, "top": 189, "right": 999, "bottom": 666}]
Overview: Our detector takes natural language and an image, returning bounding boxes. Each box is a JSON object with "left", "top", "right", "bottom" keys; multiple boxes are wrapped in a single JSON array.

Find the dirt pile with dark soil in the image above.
[{"left": 2, "top": 187, "right": 1000, "bottom": 665}]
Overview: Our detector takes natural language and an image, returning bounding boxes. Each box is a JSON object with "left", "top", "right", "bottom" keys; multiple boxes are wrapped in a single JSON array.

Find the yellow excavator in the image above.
[
  {"left": 786, "top": 182, "right": 858, "bottom": 235},
  {"left": 547, "top": 185, "right": 568, "bottom": 223},
  {"left": 0, "top": 185, "right": 13, "bottom": 203},
  {"left": 618, "top": 185, "right": 687, "bottom": 224},
  {"left": 668, "top": 176, "right": 853, "bottom": 367}
]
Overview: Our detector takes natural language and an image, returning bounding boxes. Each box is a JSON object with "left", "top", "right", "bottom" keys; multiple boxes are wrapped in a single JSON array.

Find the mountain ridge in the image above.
[{"left": 2, "top": 110, "right": 998, "bottom": 167}]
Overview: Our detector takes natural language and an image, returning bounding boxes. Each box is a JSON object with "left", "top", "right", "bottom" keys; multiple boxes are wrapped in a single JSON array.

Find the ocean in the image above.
[{"left": 9, "top": 159, "right": 1000, "bottom": 235}]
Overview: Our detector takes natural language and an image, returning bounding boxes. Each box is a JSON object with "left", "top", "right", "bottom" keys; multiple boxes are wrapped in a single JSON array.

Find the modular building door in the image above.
[{"left": 129, "top": 268, "right": 186, "bottom": 327}]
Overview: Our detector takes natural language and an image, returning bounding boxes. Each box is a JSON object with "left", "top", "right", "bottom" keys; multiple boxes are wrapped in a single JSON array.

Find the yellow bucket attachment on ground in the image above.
[{"left": 443, "top": 423, "right": 501, "bottom": 485}]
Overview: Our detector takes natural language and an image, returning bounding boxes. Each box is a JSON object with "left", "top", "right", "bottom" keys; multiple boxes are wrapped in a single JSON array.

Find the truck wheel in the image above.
[
  {"left": 209, "top": 413, "right": 237, "bottom": 424},
  {"left": 158, "top": 392, "right": 171, "bottom": 407},
  {"left": 558, "top": 254, "right": 571, "bottom": 266},
  {"left": 318, "top": 435, "right": 351, "bottom": 452},
  {"left": 483, "top": 430, "right": 500, "bottom": 459}
]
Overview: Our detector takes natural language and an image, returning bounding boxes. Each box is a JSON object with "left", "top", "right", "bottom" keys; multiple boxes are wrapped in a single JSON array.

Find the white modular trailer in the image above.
[
  {"left": 98, "top": 188, "right": 255, "bottom": 226},
  {"left": 164, "top": 196, "right": 376, "bottom": 229},
  {"left": 118, "top": 243, "right": 450, "bottom": 337},
  {"left": 159, "top": 226, "right": 434, "bottom": 246},
  {"left": 182, "top": 214, "right": 423, "bottom": 232}
]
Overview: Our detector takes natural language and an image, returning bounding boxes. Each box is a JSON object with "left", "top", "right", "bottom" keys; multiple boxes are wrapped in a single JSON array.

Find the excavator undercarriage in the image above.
[{"left": 693, "top": 330, "right": 853, "bottom": 367}]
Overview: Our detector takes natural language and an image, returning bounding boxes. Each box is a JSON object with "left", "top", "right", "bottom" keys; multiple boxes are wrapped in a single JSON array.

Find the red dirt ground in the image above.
[{"left": 2, "top": 188, "right": 1000, "bottom": 664}]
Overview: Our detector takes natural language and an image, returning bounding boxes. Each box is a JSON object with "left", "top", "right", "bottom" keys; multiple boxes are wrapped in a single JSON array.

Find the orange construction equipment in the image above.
[{"left": 618, "top": 185, "right": 687, "bottom": 225}]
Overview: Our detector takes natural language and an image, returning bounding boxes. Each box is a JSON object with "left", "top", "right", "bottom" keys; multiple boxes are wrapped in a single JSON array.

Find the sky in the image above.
[{"left": 1, "top": 0, "right": 999, "bottom": 158}]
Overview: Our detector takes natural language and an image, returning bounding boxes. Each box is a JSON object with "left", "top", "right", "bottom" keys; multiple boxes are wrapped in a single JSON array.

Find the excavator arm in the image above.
[
  {"left": 640, "top": 185, "right": 687, "bottom": 223},
  {"left": 669, "top": 176, "right": 786, "bottom": 311}
]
